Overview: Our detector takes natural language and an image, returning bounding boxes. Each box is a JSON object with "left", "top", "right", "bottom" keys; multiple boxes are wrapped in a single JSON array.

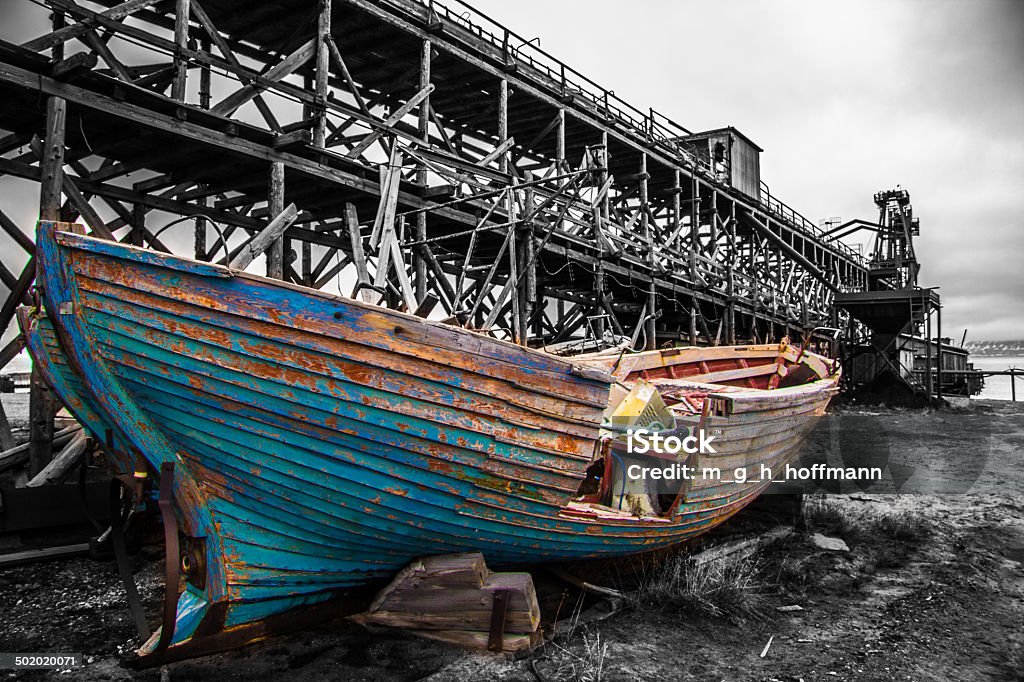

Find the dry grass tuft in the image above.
[
  {"left": 545, "top": 630, "right": 608, "bottom": 682},
  {"left": 630, "top": 549, "right": 765, "bottom": 623},
  {"left": 874, "top": 511, "right": 932, "bottom": 543},
  {"left": 803, "top": 494, "right": 869, "bottom": 542}
]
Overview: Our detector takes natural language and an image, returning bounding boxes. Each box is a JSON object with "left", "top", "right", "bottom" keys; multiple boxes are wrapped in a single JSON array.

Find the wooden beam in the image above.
[
  {"left": 189, "top": 0, "right": 281, "bottom": 131},
  {"left": 0, "top": 543, "right": 91, "bottom": 568},
  {"left": 346, "top": 84, "right": 435, "bottom": 159},
  {"left": 370, "top": 146, "right": 403, "bottom": 248},
  {"left": 171, "top": 0, "right": 191, "bottom": 101},
  {"left": 345, "top": 202, "right": 374, "bottom": 303},
  {"left": 22, "top": 0, "right": 157, "bottom": 52},
  {"left": 313, "top": 0, "right": 332, "bottom": 147},
  {"left": 80, "top": 29, "right": 133, "bottom": 82},
  {"left": 0, "top": 260, "right": 30, "bottom": 306},
  {"left": 231, "top": 201, "right": 297, "bottom": 272},
  {"left": 210, "top": 38, "right": 316, "bottom": 117},
  {"left": 414, "top": 38, "right": 431, "bottom": 303},
  {"left": 0, "top": 207, "right": 36, "bottom": 256},
  {"left": 26, "top": 431, "right": 89, "bottom": 487},
  {"left": 0, "top": 62, "right": 476, "bottom": 227},
  {"left": 0, "top": 334, "right": 26, "bottom": 372},
  {"left": 39, "top": 98, "right": 66, "bottom": 222},
  {"left": 325, "top": 36, "right": 369, "bottom": 115},
  {"left": 479, "top": 136, "right": 515, "bottom": 168},
  {"left": 265, "top": 161, "right": 286, "bottom": 278},
  {"left": 0, "top": 259, "right": 35, "bottom": 335},
  {"left": 0, "top": 426, "right": 80, "bottom": 474}
]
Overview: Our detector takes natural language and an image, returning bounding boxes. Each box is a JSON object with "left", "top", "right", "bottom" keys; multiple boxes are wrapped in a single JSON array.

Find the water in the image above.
[{"left": 971, "top": 355, "right": 1024, "bottom": 401}]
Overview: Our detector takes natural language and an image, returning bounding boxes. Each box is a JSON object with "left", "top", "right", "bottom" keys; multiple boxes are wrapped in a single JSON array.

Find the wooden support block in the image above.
[
  {"left": 399, "top": 628, "right": 541, "bottom": 655},
  {"left": 353, "top": 552, "right": 541, "bottom": 654}
]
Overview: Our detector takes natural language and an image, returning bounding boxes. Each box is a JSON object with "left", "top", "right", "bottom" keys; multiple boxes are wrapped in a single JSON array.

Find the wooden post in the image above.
[
  {"left": 171, "top": 0, "right": 190, "bottom": 101},
  {"left": 689, "top": 304, "right": 697, "bottom": 345},
  {"left": 690, "top": 176, "right": 699, "bottom": 283},
  {"left": 195, "top": 38, "right": 211, "bottom": 260},
  {"left": 600, "top": 132, "right": 610, "bottom": 230},
  {"left": 936, "top": 302, "right": 943, "bottom": 401},
  {"left": 267, "top": 162, "right": 285, "bottom": 279},
  {"left": 31, "top": 95, "right": 67, "bottom": 477},
  {"left": 593, "top": 135, "right": 609, "bottom": 342},
  {"left": 1012, "top": 371, "right": 1017, "bottom": 402},
  {"left": 497, "top": 79, "right": 517, "bottom": 338},
  {"left": 28, "top": 374, "right": 56, "bottom": 478},
  {"left": 313, "top": 0, "right": 332, "bottom": 147},
  {"left": 727, "top": 197, "right": 737, "bottom": 345},
  {"left": 302, "top": 238, "right": 312, "bottom": 286},
  {"left": 925, "top": 302, "right": 933, "bottom": 397},
  {"left": 640, "top": 154, "right": 656, "bottom": 350},
  {"left": 131, "top": 203, "right": 144, "bottom": 247},
  {"left": 519, "top": 172, "right": 535, "bottom": 345},
  {"left": 415, "top": 38, "right": 431, "bottom": 302},
  {"left": 498, "top": 79, "right": 508, "bottom": 174},
  {"left": 39, "top": 99, "right": 66, "bottom": 222},
  {"left": 556, "top": 108, "right": 565, "bottom": 171},
  {"left": 51, "top": 10, "right": 65, "bottom": 61}
]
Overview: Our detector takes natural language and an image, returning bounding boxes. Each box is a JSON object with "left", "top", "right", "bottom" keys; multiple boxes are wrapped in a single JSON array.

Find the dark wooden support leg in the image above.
[{"left": 267, "top": 162, "right": 285, "bottom": 279}]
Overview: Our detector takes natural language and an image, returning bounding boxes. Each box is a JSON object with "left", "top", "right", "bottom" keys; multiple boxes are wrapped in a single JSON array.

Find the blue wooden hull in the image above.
[{"left": 23, "top": 220, "right": 838, "bottom": 654}]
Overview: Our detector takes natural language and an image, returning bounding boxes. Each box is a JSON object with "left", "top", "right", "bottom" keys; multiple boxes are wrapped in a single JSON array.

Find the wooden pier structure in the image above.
[{"left": 1, "top": 0, "right": 872, "bottom": 474}]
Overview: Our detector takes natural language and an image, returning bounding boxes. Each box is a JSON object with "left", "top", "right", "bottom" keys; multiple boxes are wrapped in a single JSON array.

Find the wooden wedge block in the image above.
[{"left": 352, "top": 552, "right": 541, "bottom": 653}]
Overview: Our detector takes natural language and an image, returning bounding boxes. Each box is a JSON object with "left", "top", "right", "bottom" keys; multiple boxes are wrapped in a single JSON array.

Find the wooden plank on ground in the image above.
[{"left": 0, "top": 543, "right": 90, "bottom": 568}]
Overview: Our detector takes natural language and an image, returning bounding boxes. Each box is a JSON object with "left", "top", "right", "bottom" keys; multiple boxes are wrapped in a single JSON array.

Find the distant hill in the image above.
[{"left": 963, "top": 340, "right": 1024, "bottom": 356}]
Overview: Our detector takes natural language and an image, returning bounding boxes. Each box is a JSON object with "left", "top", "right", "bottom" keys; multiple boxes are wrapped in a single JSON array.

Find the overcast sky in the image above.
[{"left": 1, "top": 0, "right": 1022, "bottom": 345}]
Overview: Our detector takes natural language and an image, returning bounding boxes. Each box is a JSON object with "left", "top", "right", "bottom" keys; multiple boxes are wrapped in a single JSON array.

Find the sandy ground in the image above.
[{"left": 0, "top": 399, "right": 1021, "bottom": 681}]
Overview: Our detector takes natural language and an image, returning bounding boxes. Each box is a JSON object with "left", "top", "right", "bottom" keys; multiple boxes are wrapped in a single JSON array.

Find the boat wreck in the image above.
[{"left": 20, "top": 219, "right": 839, "bottom": 663}]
